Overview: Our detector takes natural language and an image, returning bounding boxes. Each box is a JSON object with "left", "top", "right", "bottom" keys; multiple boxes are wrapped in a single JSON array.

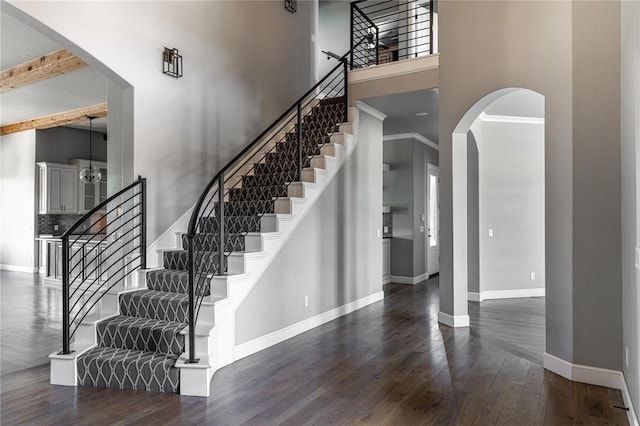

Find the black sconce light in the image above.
[
  {"left": 162, "top": 47, "right": 183, "bottom": 78},
  {"left": 285, "top": 0, "right": 297, "bottom": 13}
]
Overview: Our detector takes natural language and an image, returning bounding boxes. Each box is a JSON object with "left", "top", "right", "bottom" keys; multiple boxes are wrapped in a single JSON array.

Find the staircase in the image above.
[{"left": 59, "top": 95, "right": 359, "bottom": 395}]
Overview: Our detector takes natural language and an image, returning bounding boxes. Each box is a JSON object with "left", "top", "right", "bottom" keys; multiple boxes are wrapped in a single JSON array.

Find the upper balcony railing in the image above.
[{"left": 350, "top": 0, "right": 437, "bottom": 70}]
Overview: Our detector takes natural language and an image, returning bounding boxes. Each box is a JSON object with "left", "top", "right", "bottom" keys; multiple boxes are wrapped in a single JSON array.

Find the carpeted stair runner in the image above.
[{"left": 76, "top": 97, "right": 345, "bottom": 393}]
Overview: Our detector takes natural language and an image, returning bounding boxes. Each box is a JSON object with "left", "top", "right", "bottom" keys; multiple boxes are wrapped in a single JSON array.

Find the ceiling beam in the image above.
[
  {"left": 0, "top": 103, "right": 107, "bottom": 136},
  {"left": 0, "top": 49, "right": 87, "bottom": 93}
]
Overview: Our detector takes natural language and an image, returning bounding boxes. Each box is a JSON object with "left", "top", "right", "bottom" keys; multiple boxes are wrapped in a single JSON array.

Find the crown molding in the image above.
[
  {"left": 383, "top": 133, "right": 439, "bottom": 151},
  {"left": 479, "top": 111, "right": 544, "bottom": 124},
  {"left": 355, "top": 101, "right": 388, "bottom": 121}
]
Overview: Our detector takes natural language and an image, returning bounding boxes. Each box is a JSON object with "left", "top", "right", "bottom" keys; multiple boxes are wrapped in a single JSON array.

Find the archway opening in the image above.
[{"left": 444, "top": 88, "right": 545, "bottom": 361}]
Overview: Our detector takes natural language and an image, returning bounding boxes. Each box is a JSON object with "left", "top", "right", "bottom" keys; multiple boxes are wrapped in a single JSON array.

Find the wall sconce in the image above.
[
  {"left": 162, "top": 47, "right": 183, "bottom": 78},
  {"left": 284, "top": 0, "right": 297, "bottom": 13}
]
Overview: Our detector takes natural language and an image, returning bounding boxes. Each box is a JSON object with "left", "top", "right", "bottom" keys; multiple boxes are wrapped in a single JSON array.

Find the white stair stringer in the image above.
[
  {"left": 117, "top": 107, "right": 360, "bottom": 397},
  {"left": 190, "top": 107, "right": 360, "bottom": 380}
]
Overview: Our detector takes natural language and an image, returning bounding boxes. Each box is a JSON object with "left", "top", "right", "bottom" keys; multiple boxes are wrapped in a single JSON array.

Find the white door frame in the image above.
[{"left": 426, "top": 163, "right": 440, "bottom": 276}]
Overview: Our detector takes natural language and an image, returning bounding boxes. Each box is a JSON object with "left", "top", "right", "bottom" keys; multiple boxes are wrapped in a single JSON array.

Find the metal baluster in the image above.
[
  {"left": 297, "top": 102, "right": 303, "bottom": 181},
  {"left": 376, "top": 26, "right": 380, "bottom": 65},
  {"left": 187, "top": 233, "right": 197, "bottom": 363},
  {"left": 343, "top": 58, "right": 349, "bottom": 123},
  {"left": 140, "top": 176, "right": 147, "bottom": 269},
  {"left": 429, "top": 0, "right": 434, "bottom": 55},
  {"left": 61, "top": 236, "right": 70, "bottom": 354},
  {"left": 218, "top": 174, "right": 225, "bottom": 276},
  {"left": 350, "top": 4, "right": 354, "bottom": 70}
]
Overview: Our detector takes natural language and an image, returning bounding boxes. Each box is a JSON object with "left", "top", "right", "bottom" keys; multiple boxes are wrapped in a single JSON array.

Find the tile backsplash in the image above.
[{"left": 37, "top": 214, "right": 85, "bottom": 235}]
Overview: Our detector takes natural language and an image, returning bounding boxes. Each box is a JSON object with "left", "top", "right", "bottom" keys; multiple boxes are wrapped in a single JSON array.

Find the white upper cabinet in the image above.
[{"left": 37, "top": 162, "right": 78, "bottom": 214}]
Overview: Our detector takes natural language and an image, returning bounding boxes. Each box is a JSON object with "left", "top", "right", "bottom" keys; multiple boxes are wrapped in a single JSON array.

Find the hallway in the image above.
[{"left": 0, "top": 272, "right": 628, "bottom": 424}]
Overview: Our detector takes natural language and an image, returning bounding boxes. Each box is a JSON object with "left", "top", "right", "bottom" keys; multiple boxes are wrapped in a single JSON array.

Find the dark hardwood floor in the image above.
[{"left": 0, "top": 271, "right": 629, "bottom": 425}]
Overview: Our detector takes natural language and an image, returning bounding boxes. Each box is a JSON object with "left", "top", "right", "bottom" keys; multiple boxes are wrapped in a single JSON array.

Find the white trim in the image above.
[
  {"left": 382, "top": 276, "right": 392, "bottom": 285},
  {"left": 468, "top": 288, "right": 545, "bottom": 302},
  {"left": 479, "top": 111, "right": 545, "bottom": 125},
  {"left": 622, "top": 375, "right": 640, "bottom": 426},
  {"left": 234, "top": 291, "right": 384, "bottom": 360},
  {"left": 438, "top": 311, "right": 470, "bottom": 328},
  {"left": 384, "top": 133, "right": 439, "bottom": 151},
  {"left": 355, "top": 101, "right": 387, "bottom": 121},
  {"left": 390, "top": 273, "right": 429, "bottom": 285},
  {"left": 0, "top": 264, "right": 38, "bottom": 273},
  {"left": 544, "top": 353, "right": 640, "bottom": 424},
  {"left": 349, "top": 54, "right": 439, "bottom": 84}
]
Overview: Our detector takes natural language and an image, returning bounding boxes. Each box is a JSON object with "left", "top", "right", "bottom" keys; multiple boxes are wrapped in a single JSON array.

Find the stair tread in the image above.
[{"left": 97, "top": 315, "right": 186, "bottom": 355}]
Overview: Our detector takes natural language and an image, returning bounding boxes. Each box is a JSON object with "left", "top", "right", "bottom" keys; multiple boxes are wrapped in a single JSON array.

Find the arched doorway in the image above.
[{"left": 441, "top": 88, "right": 545, "bottom": 335}]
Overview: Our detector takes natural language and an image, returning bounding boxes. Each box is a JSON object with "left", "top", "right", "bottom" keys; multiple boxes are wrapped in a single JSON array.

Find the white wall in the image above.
[
  {"left": 235, "top": 110, "right": 383, "bottom": 344},
  {"left": 475, "top": 119, "right": 545, "bottom": 293},
  {"left": 6, "top": 0, "right": 317, "bottom": 244},
  {"left": 0, "top": 130, "right": 36, "bottom": 272},
  {"left": 621, "top": 0, "right": 640, "bottom": 415}
]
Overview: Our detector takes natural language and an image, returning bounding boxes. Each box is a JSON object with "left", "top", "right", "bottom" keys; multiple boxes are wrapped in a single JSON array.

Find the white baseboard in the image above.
[
  {"left": 543, "top": 353, "right": 639, "bottom": 425},
  {"left": 382, "top": 276, "right": 392, "bottom": 285},
  {"left": 390, "top": 273, "right": 429, "bottom": 285},
  {"left": 234, "top": 291, "right": 384, "bottom": 360},
  {"left": 468, "top": 288, "right": 545, "bottom": 302},
  {"left": 438, "top": 311, "right": 470, "bottom": 328},
  {"left": 0, "top": 264, "right": 38, "bottom": 273}
]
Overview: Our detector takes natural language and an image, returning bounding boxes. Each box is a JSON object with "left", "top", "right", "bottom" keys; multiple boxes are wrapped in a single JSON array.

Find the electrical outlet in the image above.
[
  {"left": 626, "top": 347, "right": 629, "bottom": 367},
  {"left": 488, "top": 229, "right": 494, "bottom": 238},
  {"left": 304, "top": 296, "right": 309, "bottom": 307},
  {"left": 419, "top": 226, "right": 425, "bottom": 233},
  {"left": 54, "top": 224, "right": 59, "bottom": 231},
  {"left": 377, "top": 229, "right": 381, "bottom": 238},
  {"left": 530, "top": 272, "right": 536, "bottom": 281},
  {"left": 636, "top": 247, "right": 640, "bottom": 269},
  {"left": 383, "top": 226, "right": 389, "bottom": 233}
]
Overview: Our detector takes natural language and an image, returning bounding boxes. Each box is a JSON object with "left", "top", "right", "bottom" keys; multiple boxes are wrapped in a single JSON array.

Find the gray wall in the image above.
[
  {"left": 439, "top": 0, "right": 621, "bottom": 370},
  {"left": 10, "top": 1, "right": 317, "bottom": 245},
  {"left": 0, "top": 130, "right": 36, "bottom": 270},
  {"left": 383, "top": 137, "right": 438, "bottom": 278},
  {"left": 621, "top": 0, "right": 640, "bottom": 413},
  {"left": 36, "top": 127, "right": 107, "bottom": 163},
  {"left": 477, "top": 120, "right": 545, "bottom": 292},
  {"left": 235, "top": 110, "right": 383, "bottom": 344},
  {"left": 318, "top": 0, "right": 350, "bottom": 77},
  {"left": 467, "top": 131, "right": 479, "bottom": 294}
]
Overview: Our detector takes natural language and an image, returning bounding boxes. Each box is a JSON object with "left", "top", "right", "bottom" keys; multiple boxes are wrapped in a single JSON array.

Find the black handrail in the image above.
[
  {"left": 184, "top": 52, "right": 352, "bottom": 364},
  {"left": 60, "top": 176, "right": 146, "bottom": 354}
]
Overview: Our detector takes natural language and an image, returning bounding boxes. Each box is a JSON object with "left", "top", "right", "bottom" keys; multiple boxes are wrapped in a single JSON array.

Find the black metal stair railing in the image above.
[
  {"left": 60, "top": 176, "right": 146, "bottom": 354},
  {"left": 184, "top": 54, "right": 353, "bottom": 363},
  {"left": 351, "top": 0, "right": 436, "bottom": 69}
]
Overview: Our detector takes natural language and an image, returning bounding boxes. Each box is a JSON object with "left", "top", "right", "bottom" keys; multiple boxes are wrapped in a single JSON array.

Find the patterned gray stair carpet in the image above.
[{"left": 76, "top": 98, "right": 345, "bottom": 394}]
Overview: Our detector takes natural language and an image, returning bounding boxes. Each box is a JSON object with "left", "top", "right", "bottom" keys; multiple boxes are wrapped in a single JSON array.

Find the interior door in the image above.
[{"left": 427, "top": 164, "right": 440, "bottom": 275}]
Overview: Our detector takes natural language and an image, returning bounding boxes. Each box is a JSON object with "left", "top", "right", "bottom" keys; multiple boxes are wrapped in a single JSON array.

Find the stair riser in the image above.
[
  {"left": 119, "top": 292, "right": 189, "bottom": 323},
  {"left": 198, "top": 216, "right": 262, "bottom": 234},
  {"left": 146, "top": 270, "right": 211, "bottom": 296},
  {"left": 180, "top": 234, "right": 245, "bottom": 253},
  {"left": 97, "top": 318, "right": 186, "bottom": 356}
]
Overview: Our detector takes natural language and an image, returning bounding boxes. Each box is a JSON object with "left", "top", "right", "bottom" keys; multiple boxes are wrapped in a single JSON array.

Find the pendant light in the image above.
[{"left": 79, "top": 116, "right": 102, "bottom": 184}]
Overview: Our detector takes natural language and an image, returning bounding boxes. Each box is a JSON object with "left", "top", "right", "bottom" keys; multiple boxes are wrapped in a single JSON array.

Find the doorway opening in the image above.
[{"left": 443, "top": 88, "right": 545, "bottom": 361}]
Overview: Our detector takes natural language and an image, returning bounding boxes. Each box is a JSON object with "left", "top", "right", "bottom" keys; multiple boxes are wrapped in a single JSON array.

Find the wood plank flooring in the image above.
[{"left": 0, "top": 271, "right": 629, "bottom": 425}]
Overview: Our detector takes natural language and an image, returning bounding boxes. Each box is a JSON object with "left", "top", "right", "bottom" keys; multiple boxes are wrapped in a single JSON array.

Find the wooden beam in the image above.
[
  {"left": 0, "top": 103, "right": 107, "bottom": 136},
  {"left": 0, "top": 49, "right": 87, "bottom": 93}
]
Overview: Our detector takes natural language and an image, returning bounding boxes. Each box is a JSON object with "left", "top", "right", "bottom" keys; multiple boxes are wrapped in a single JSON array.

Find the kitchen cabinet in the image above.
[
  {"left": 36, "top": 236, "right": 108, "bottom": 285},
  {"left": 69, "top": 159, "right": 108, "bottom": 213},
  {"left": 37, "top": 162, "right": 78, "bottom": 214},
  {"left": 383, "top": 238, "right": 391, "bottom": 284}
]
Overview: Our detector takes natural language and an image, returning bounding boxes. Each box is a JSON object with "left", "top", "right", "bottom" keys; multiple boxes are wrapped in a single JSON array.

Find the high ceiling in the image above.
[
  {"left": 0, "top": 11, "right": 108, "bottom": 131},
  {"left": 364, "top": 88, "right": 439, "bottom": 143}
]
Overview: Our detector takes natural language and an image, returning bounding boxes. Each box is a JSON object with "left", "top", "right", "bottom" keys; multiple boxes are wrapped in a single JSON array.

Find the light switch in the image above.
[
  {"left": 383, "top": 226, "right": 389, "bottom": 233},
  {"left": 421, "top": 213, "right": 425, "bottom": 222},
  {"left": 489, "top": 229, "right": 494, "bottom": 238},
  {"left": 419, "top": 226, "right": 425, "bottom": 233},
  {"left": 636, "top": 247, "right": 640, "bottom": 269},
  {"left": 377, "top": 229, "right": 381, "bottom": 238}
]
